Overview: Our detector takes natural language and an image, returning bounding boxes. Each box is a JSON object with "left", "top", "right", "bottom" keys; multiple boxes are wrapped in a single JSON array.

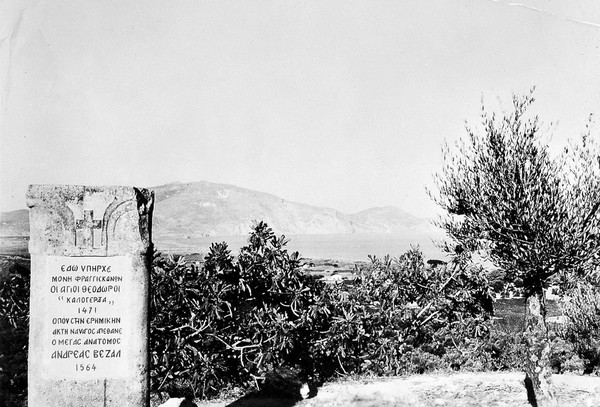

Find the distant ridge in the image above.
[
  {"left": 151, "top": 181, "right": 432, "bottom": 238},
  {"left": 0, "top": 209, "right": 29, "bottom": 237},
  {"left": 0, "top": 181, "right": 433, "bottom": 238}
]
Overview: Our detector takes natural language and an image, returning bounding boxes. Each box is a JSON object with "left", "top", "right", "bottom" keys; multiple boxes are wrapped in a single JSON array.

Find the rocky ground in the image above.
[{"left": 188, "top": 372, "right": 600, "bottom": 407}]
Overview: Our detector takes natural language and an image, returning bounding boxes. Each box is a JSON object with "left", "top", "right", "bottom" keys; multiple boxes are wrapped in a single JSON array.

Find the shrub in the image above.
[
  {"left": 4, "top": 222, "right": 590, "bottom": 405},
  {"left": 310, "top": 250, "right": 494, "bottom": 376},
  {"left": 150, "top": 222, "right": 326, "bottom": 399},
  {"left": 548, "top": 334, "right": 583, "bottom": 374},
  {"left": 0, "top": 259, "right": 30, "bottom": 407},
  {"left": 559, "top": 283, "right": 600, "bottom": 374},
  {"left": 150, "top": 227, "right": 496, "bottom": 398},
  {"left": 0, "top": 223, "right": 508, "bottom": 404},
  {"left": 467, "top": 329, "right": 526, "bottom": 371}
]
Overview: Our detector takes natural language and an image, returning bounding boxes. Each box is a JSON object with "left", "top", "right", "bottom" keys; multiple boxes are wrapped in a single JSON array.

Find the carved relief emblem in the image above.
[
  {"left": 67, "top": 196, "right": 110, "bottom": 251},
  {"left": 75, "top": 209, "right": 103, "bottom": 248}
]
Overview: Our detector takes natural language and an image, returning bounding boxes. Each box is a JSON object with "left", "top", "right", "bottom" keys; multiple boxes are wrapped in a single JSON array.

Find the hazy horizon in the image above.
[
  {"left": 2, "top": 1, "right": 600, "bottom": 218},
  {"left": 0, "top": 179, "right": 435, "bottom": 217}
]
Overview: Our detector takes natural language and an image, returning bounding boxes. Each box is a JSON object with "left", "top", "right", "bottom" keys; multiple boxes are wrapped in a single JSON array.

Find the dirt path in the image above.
[{"left": 196, "top": 372, "right": 600, "bottom": 407}]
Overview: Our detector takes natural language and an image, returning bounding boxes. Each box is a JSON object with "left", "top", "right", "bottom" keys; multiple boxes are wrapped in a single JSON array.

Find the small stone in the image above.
[
  {"left": 158, "top": 398, "right": 186, "bottom": 407},
  {"left": 158, "top": 398, "right": 197, "bottom": 407},
  {"left": 300, "top": 383, "right": 310, "bottom": 399}
]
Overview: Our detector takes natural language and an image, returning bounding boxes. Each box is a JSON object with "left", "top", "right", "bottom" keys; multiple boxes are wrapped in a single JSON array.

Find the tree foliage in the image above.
[
  {"left": 430, "top": 91, "right": 600, "bottom": 406},
  {"left": 432, "top": 92, "right": 600, "bottom": 296}
]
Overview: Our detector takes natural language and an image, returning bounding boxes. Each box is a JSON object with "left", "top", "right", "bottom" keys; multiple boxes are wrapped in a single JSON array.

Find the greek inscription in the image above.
[
  {"left": 44, "top": 256, "right": 129, "bottom": 377},
  {"left": 60, "top": 286, "right": 80, "bottom": 293},
  {"left": 66, "top": 296, "right": 107, "bottom": 303},
  {"left": 51, "top": 350, "right": 91, "bottom": 359},
  {"left": 80, "top": 265, "right": 112, "bottom": 273},
  {"left": 93, "top": 349, "right": 121, "bottom": 358}
]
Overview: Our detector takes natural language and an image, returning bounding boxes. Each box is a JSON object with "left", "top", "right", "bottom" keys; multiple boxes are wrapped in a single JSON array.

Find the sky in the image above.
[{"left": 1, "top": 0, "right": 600, "bottom": 218}]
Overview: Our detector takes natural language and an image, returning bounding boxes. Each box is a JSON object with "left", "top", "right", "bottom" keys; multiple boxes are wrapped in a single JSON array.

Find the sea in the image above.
[
  {"left": 0, "top": 231, "right": 449, "bottom": 262},
  {"left": 157, "top": 231, "right": 448, "bottom": 262}
]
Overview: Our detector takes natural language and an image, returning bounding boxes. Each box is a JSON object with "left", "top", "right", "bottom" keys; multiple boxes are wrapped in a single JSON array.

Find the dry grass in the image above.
[
  {"left": 194, "top": 372, "right": 600, "bottom": 407},
  {"left": 300, "top": 372, "right": 600, "bottom": 407}
]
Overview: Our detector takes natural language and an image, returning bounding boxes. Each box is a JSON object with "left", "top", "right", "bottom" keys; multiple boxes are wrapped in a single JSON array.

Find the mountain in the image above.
[
  {"left": 0, "top": 182, "right": 432, "bottom": 238},
  {"left": 349, "top": 206, "right": 423, "bottom": 233},
  {"left": 0, "top": 209, "right": 29, "bottom": 237},
  {"left": 152, "top": 181, "right": 356, "bottom": 237}
]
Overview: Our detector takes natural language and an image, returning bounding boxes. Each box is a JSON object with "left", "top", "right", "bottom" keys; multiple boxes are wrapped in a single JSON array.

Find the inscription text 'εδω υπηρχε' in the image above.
[{"left": 44, "top": 256, "right": 131, "bottom": 378}]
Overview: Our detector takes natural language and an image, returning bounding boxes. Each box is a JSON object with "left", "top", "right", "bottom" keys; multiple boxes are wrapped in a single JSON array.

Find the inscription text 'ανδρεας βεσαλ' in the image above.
[{"left": 43, "top": 256, "right": 131, "bottom": 378}]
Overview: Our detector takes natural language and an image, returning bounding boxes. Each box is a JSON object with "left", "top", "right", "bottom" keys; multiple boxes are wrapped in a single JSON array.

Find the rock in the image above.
[
  {"left": 300, "top": 382, "right": 310, "bottom": 399},
  {"left": 157, "top": 397, "right": 197, "bottom": 407},
  {"left": 157, "top": 398, "right": 185, "bottom": 407}
]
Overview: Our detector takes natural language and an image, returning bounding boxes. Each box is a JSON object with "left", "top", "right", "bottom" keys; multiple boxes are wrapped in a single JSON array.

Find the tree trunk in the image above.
[{"left": 523, "top": 291, "right": 556, "bottom": 407}]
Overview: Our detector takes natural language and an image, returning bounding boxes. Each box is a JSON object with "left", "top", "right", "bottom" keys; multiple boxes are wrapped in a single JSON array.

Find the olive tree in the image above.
[{"left": 431, "top": 92, "right": 600, "bottom": 406}]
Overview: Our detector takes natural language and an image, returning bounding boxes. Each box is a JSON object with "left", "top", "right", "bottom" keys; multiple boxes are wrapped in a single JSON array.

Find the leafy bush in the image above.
[
  {"left": 309, "top": 250, "right": 494, "bottom": 376},
  {"left": 0, "top": 259, "right": 30, "bottom": 407},
  {"left": 148, "top": 226, "right": 600, "bottom": 399},
  {"left": 150, "top": 227, "right": 496, "bottom": 398},
  {"left": 560, "top": 283, "right": 600, "bottom": 374},
  {"left": 0, "top": 222, "right": 517, "bottom": 405},
  {"left": 548, "top": 334, "right": 584, "bottom": 374},
  {"left": 467, "top": 329, "right": 526, "bottom": 371},
  {"left": 150, "top": 222, "right": 325, "bottom": 399}
]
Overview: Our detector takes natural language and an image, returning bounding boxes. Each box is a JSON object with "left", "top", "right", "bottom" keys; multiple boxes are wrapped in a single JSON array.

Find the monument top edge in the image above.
[{"left": 26, "top": 185, "right": 153, "bottom": 208}]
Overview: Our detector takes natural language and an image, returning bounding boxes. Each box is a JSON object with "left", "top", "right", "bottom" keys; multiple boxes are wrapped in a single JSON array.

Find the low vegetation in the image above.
[
  {"left": 2, "top": 222, "right": 600, "bottom": 406},
  {"left": 149, "top": 222, "right": 496, "bottom": 400},
  {"left": 0, "top": 258, "right": 30, "bottom": 407},
  {"left": 148, "top": 222, "right": 600, "bottom": 402},
  {"left": 559, "top": 283, "right": 600, "bottom": 374}
]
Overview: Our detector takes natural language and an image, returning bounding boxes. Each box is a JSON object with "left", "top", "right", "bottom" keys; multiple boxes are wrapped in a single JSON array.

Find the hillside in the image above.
[
  {"left": 152, "top": 182, "right": 356, "bottom": 237},
  {"left": 0, "top": 209, "right": 29, "bottom": 237},
  {"left": 152, "top": 182, "right": 432, "bottom": 238},
  {"left": 0, "top": 182, "right": 433, "bottom": 238}
]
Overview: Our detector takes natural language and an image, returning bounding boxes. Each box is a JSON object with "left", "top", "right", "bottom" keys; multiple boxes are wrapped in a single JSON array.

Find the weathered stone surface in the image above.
[{"left": 27, "top": 185, "right": 154, "bottom": 407}]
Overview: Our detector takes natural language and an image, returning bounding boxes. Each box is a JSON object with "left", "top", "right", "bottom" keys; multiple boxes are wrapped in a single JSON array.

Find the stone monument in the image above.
[{"left": 26, "top": 185, "right": 154, "bottom": 406}]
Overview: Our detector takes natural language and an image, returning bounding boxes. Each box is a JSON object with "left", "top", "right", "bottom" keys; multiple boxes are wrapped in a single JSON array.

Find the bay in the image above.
[{"left": 157, "top": 231, "right": 448, "bottom": 262}]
